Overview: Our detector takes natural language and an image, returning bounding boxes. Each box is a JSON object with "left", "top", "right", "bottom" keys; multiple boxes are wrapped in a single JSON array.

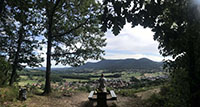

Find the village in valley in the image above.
[{"left": 19, "top": 67, "right": 168, "bottom": 98}]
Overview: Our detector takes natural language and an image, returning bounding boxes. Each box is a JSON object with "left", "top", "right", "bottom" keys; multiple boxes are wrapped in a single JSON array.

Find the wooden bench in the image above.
[
  {"left": 88, "top": 91, "right": 95, "bottom": 100},
  {"left": 88, "top": 90, "right": 117, "bottom": 101},
  {"left": 88, "top": 90, "right": 117, "bottom": 106},
  {"left": 109, "top": 90, "right": 117, "bottom": 100}
]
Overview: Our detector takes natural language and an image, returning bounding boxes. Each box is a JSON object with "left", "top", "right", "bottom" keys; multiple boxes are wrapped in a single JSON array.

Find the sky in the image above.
[
  {"left": 103, "top": 24, "right": 162, "bottom": 61},
  {"left": 45, "top": 23, "right": 171, "bottom": 68}
]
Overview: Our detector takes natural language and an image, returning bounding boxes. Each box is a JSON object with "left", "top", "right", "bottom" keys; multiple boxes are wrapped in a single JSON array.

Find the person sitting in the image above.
[{"left": 98, "top": 73, "right": 107, "bottom": 92}]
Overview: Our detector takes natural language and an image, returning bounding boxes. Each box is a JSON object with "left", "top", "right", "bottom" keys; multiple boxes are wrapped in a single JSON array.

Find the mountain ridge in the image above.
[
  {"left": 30, "top": 58, "right": 163, "bottom": 71},
  {"left": 76, "top": 58, "right": 163, "bottom": 70}
]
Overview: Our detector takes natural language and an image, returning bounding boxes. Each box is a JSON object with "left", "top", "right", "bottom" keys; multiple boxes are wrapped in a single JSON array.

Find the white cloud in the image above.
[
  {"left": 103, "top": 23, "right": 163, "bottom": 61},
  {"left": 38, "top": 23, "right": 171, "bottom": 67},
  {"left": 104, "top": 53, "right": 162, "bottom": 62},
  {"left": 104, "top": 24, "right": 159, "bottom": 55}
]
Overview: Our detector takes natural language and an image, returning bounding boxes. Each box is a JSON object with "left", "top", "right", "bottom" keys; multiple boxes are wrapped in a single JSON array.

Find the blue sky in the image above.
[{"left": 41, "top": 23, "right": 171, "bottom": 68}]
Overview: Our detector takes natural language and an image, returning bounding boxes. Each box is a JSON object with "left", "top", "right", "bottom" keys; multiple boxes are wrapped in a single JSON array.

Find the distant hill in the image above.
[
  {"left": 30, "top": 58, "right": 163, "bottom": 71},
  {"left": 76, "top": 58, "right": 163, "bottom": 70}
]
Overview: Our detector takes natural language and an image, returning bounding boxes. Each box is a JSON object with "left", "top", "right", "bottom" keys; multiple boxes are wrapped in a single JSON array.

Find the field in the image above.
[
  {"left": 18, "top": 69, "right": 168, "bottom": 98},
  {"left": 18, "top": 69, "right": 167, "bottom": 86},
  {"left": 0, "top": 69, "right": 168, "bottom": 107}
]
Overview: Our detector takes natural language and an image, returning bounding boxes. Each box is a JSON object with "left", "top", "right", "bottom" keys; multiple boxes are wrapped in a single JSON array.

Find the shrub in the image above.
[
  {"left": 146, "top": 93, "right": 165, "bottom": 107},
  {"left": 77, "top": 85, "right": 92, "bottom": 92},
  {"left": 0, "top": 86, "right": 19, "bottom": 104},
  {"left": 51, "top": 75, "right": 62, "bottom": 82},
  {"left": 146, "top": 68, "right": 190, "bottom": 107}
]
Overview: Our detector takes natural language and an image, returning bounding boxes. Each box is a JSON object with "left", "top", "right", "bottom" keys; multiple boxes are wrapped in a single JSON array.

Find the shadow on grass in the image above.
[
  {"left": 80, "top": 101, "right": 95, "bottom": 107},
  {"left": 80, "top": 101, "right": 118, "bottom": 107}
]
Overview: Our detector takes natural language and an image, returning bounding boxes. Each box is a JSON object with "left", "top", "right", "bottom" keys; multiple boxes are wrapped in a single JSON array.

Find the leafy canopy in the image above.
[
  {"left": 38, "top": 0, "right": 106, "bottom": 67},
  {"left": 0, "top": 0, "right": 44, "bottom": 69}
]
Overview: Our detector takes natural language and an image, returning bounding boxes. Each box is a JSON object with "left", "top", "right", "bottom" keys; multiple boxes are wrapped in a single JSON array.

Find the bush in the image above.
[
  {"left": 77, "top": 85, "right": 92, "bottom": 92},
  {"left": 130, "top": 76, "right": 140, "bottom": 82},
  {"left": 0, "top": 86, "right": 19, "bottom": 104},
  {"left": 146, "top": 69, "right": 190, "bottom": 107},
  {"left": 51, "top": 75, "right": 62, "bottom": 82},
  {"left": 146, "top": 93, "right": 165, "bottom": 107}
]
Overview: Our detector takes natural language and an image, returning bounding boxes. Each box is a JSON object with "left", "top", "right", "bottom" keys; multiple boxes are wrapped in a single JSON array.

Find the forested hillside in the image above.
[{"left": 77, "top": 58, "right": 162, "bottom": 70}]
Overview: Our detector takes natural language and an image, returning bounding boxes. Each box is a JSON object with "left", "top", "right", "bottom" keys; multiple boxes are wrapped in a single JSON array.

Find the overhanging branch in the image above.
[
  {"left": 51, "top": 52, "right": 76, "bottom": 57},
  {"left": 54, "top": 18, "right": 89, "bottom": 37}
]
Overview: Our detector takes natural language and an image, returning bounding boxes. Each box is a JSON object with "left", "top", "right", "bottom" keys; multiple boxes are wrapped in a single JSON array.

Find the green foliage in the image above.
[
  {"left": 146, "top": 93, "right": 165, "bottom": 107},
  {"left": 0, "top": 0, "right": 44, "bottom": 85},
  {"left": 147, "top": 69, "right": 190, "bottom": 107},
  {"left": 0, "top": 0, "right": 43, "bottom": 68},
  {"left": 77, "top": 85, "right": 93, "bottom": 92},
  {"left": 77, "top": 58, "right": 162, "bottom": 70},
  {"left": 35, "top": 0, "right": 106, "bottom": 94},
  {"left": 43, "top": 0, "right": 106, "bottom": 67},
  {"left": 0, "top": 86, "right": 19, "bottom": 103},
  {"left": 0, "top": 57, "right": 11, "bottom": 86},
  {"left": 164, "top": 69, "right": 190, "bottom": 107},
  {"left": 130, "top": 76, "right": 140, "bottom": 82},
  {"left": 51, "top": 75, "right": 62, "bottom": 82}
]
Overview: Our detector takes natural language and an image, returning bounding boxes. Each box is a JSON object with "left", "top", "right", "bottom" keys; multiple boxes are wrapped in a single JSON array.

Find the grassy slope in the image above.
[{"left": 2, "top": 91, "right": 147, "bottom": 107}]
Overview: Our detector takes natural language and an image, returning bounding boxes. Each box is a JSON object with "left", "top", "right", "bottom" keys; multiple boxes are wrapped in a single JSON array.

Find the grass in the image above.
[
  {"left": 63, "top": 78, "right": 88, "bottom": 82},
  {"left": 144, "top": 72, "right": 165, "bottom": 77},
  {"left": 0, "top": 86, "right": 19, "bottom": 104},
  {"left": 18, "top": 80, "right": 38, "bottom": 86},
  {"left": 20, "top": 76, "right": 28, "bottom": 79},
  {"left": 115, "top": 85, "right": 162, "bottom": 97}
]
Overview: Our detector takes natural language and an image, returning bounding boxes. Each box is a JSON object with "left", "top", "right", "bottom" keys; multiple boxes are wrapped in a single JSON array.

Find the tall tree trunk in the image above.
[
  {"left": 43, "top": 0, "right": 60, "bottom": 95},
  {"left": 187, "top": 39, "right": 200, "bottom": 106},
  {"left": 9, "top": 26, "right": 23, "bottom": 86},
  {"left": 43, "top": 8, "right": 53, "bottom": 95},
  {"left": 43, "top": 34, "right": 52, "bottom": 95},
  {"left": 9, "top": 64, "right": 17, "bottom": 85},
  {"left": 0, "top": 0, "right": 4, "bottom": 16}
]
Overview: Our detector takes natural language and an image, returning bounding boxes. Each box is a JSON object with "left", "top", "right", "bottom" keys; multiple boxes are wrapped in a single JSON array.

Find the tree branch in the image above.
[
  {"left": 51, "top": 52, "right": 76, "bottom": 57},
  {"left": 55, "top": 18, "right": 89, "bottom": 37},
  {"left": 52, "top": 0, "right": 60, "bottom": 14}
]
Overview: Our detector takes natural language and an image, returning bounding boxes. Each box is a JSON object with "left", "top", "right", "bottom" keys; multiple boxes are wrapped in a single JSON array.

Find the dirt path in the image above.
[{"left": 3, "top": 92, "right": 145, "bottom": 107}]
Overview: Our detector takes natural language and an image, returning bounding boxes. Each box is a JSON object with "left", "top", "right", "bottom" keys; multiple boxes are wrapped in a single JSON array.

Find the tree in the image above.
[
  {"left": 0, "top": 0, "right": 43, "bottom": 85},
  {"left": 36, "top": 0, "right": 106, "bottom": 95},
  {"left": 102, "top": 0, "right": 200, "bottom": 106}
]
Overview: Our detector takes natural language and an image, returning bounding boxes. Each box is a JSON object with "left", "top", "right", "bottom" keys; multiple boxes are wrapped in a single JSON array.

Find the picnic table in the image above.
[{"left": 88, "top": 90, "right": 117, "bottom": 107}]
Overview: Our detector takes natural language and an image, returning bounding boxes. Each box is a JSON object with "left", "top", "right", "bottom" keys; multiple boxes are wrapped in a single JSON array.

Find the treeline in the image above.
[{"left": 19, "top": 70, "right": 121, "bottom": 80}]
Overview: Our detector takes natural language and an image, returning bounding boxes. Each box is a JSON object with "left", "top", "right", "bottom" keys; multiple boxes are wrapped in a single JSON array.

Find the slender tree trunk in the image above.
[
  {"left": 0, "top": 0, "right": 4, "bottom": 16},
  {"left": 187, "top": 39, "right": 200, "bottom": 106},
  {"left": 43, "top": 7, "right": 53, "bottom": 95},
  {"left": 9, "top": 64, "right": 17, "bottom": 85},
  {"left": 43, "top": 0, "right": 60, "bottom": 95},
  {"left": 43, "top": 34, "right": 52, "bottom": 95},
  {"left": 9, "top": 26, "right": 23, "bottom": 86}
]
